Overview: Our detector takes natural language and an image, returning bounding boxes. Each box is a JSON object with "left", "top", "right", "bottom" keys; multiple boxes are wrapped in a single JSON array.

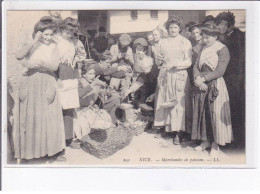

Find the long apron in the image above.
[
  {"left": 58, "top": 63, "right": 79, "bottom": 140},
  {"left": 154, "top": 68, "right": 192, "bottom": 133}
]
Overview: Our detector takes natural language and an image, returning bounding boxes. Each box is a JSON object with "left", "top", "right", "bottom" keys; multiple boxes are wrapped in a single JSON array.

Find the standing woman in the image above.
[
  {"left": 14, "top": 16, "right": 65, "bottom": 161},
  {"left": 56, "top": 17, "right": 87, "bottom": 148},
  {"left": 192, "top": 26, "right": 233, "bottom": 154},
  {"left": 154, "top": 17, "right": 192, "bottom": 145}
]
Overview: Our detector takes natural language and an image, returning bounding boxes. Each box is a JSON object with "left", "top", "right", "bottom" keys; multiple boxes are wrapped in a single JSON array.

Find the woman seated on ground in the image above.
[
  {"left": 76, "top": 61, "right": 126, "bottom": 137},
  {"left": 74, "top": 63, "right": 115, "bottom": 142}
]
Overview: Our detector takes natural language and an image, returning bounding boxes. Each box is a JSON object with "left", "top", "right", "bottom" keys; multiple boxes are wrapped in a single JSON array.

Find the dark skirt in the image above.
[{"left": 191, "top": 65, "right": 219, "bottom": 142}]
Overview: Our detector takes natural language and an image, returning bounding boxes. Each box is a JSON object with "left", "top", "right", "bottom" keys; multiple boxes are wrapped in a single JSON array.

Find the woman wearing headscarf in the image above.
[
  {"left": 192, "top": 25, "right": 233, "bottom": 154},
  {"left": 153, "top": 16, "right": 193, "bottom": 145}
]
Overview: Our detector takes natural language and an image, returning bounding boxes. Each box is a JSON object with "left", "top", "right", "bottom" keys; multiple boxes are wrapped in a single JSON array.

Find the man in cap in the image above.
[
  {"left": 184, "top": 22, "right": 197, "bottom": 46},
  {"left": 110, "top": 33, "right": 134, "bottom": 65},
  {"left": 187, "top": 23, "right": 204, "bottom": 82},
  {"left": 109, "top": 33, "right": 134, "bottom": 92},
  {"left": 215, "top": 11, "right": 245, "bottom": 147}
]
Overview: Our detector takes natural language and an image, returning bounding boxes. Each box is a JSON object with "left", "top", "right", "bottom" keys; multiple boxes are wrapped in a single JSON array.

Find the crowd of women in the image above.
[{"left": 10, "top": 11, "right": 245, "bottom": 163}]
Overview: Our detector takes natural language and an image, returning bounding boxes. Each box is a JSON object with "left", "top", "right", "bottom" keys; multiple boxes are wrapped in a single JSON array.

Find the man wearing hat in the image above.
[
  {"left": 109, "top": 33, "right": 134, "bottom": 91},
  {"left": 187, "top": 23, "right": 204, "bottom": 82},
  {"left": 184, "top": 22, "right": 197, "bottom": 46},
  {"left": 110, "top": 33, "right": 134, "bottom": 65},
  {"left": 215, "top": 11, "right": 245, "bottom": 146},
  {"left": 93, "top": 26, "right": 108, "bottom": 57}
]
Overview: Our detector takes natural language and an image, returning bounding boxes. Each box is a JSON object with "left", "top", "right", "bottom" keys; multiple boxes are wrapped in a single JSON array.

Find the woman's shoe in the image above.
[
  {"left": 194, "top": 140, "right": 211, "bottom": 151},
  {"left": 69, "top": 141, "right": 81, "bottom": 149},
  {"left": 210, "top": 142, "right": 220, "bottom": 157},
  {"left": 55, "top": 155, "right": 67, "bottom": 162},
  {"left": 173, "top": 134, "right": 180, "bottom": 145}
]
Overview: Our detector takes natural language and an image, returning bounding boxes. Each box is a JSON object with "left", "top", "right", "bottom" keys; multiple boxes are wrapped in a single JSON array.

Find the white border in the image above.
[{"left": 2, "top": 0, "right": 260, "bottom": 190}]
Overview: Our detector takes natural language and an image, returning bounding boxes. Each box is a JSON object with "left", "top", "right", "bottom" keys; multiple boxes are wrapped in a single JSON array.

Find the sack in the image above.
[{"left": 74, "top": 107, "right": 112, "bottom": 139}]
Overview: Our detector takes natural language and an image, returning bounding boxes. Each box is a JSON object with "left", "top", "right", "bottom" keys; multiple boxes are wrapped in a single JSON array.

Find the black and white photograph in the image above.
[
  {"left": 2, "top": 0, "right": 260, "bottom": 191},
  {"left": 2, "top": 0, "right": 256, "bottom": 171},
  {"left": 3, "top": 8, "right": 247, "bottom": 167}
]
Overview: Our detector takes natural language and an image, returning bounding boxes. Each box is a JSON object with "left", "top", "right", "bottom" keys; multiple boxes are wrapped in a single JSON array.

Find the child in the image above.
[{"left": 153, "top": 27, "right": 178, "bottom": 109}]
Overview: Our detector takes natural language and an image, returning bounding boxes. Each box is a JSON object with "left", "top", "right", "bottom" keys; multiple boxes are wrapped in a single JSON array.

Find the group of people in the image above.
[{"left": 10, "top": 11, "right": 245, "bottom": 163}]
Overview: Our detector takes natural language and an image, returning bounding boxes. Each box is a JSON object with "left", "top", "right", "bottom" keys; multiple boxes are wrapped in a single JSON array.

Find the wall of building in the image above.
[
  {"left": 108, "top": 10, "right": 169, "bottom": 34},
  {"left": 169, "top": 10, "right": 206, "bottom": 26}
]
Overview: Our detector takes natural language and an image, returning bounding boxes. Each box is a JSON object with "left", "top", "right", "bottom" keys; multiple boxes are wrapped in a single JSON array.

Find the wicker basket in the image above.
[
  {"left": 123, "top": 120, "right": 147, "bottom": 136},
  {"left": 133, "top": 125, "right": 146, "bottom": 136},
  {"left": 80, "top": 125, "right": 133, "bottom": 159}
]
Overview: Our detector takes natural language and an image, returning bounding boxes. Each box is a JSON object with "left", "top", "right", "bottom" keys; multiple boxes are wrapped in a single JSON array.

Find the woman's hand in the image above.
[
  {"left": 194, "top": 76, "right": 206, "bottom": 87},
  {"left": 123, "top": 90, "right": 131, "bottom": 99},
  {"left": 92, "top": 85, "right": 101, "bottom": 93},
  {"left": 33, "top": 31, "right": 43, "bottom": 43},
  {"left": 199, "top": 83, "right": 208, "bottom": 92},
  {"left": 118, "top": 65, "right": 131, "bottom": 72},
  {"left": 146, "top": 93, "right": 155, "bottom": 103},
  {"left": 91, "top": 76, "right": 107, "bottom": 87},
  {"left": 9, "top": 116, "right": 14, "bottom": 126},
  {"left": 157, "top": 53, "right": 165, "bottom": 62},
  {"left": 125, "top": 54, "right": 132, "bottom": 61},
  {"left": 27, "top": 59, "right": 42, "bottom": 69},
  {"left": 117, "top": 53, "right": 124, "bottom": 59}
]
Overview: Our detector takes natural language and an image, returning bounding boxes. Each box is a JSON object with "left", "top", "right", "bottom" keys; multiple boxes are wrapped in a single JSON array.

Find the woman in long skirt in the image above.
[
  {"left": 14, "top": 16, "right": 65, "bottom": 161},
  {"left": 154, "top": 17, "right": 193, "bottom": 145},
  {"left": 192, "top": 25, "right": 233, "bottom": 155}
]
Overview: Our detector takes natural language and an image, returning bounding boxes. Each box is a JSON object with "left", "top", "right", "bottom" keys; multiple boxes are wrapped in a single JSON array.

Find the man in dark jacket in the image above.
[
  {"left": 216, "top": 11, "right": 245, "bottom": 147},
  {"left": 93, "top": 26, "right": 108, "bottom": 57}
]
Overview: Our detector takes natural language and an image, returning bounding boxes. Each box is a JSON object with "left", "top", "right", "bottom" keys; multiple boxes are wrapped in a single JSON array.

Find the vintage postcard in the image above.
[{"left": 2, "top": 1, "right": 255, "bottom": 170}]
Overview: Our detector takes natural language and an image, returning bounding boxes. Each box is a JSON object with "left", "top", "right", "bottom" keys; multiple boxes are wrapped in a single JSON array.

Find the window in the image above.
[
  {"left": 150, "top": 10, "right": 158, "bottom": 19},
  {"left": 130, "top": 10, "right": 138, "bottom": 20}
]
